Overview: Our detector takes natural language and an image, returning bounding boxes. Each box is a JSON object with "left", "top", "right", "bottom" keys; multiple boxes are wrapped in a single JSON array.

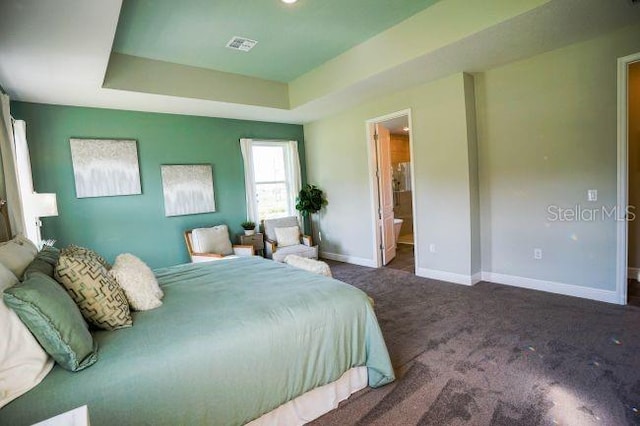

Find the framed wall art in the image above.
[
  {"left": 70, "top": 138, "right": 142, "bottom": 198},
  {"left": 161, "top": 164, "right": 216, "bottom": 217}
]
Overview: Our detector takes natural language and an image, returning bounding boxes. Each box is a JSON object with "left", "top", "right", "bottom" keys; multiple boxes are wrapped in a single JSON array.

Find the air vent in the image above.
[{"left": 225, "top": 36, "right": 258, "bottom": 52}]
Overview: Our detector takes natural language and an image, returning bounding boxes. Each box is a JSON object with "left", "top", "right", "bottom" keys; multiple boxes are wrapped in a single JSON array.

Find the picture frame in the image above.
[
  {"left": 70, "top": 138, "right": 142, "bottom": 198},
  {"left": 161, "top": 164, "right": 216, "bottom": 217}
]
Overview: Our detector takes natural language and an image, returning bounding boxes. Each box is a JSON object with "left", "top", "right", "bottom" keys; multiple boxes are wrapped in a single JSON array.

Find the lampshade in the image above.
[{"left": 32, "top": 193, "right": 58, "bottom": 217}]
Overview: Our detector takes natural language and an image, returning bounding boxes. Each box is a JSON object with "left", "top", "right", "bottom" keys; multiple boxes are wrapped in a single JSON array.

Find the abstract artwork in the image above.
[
  {"left": 161, "top": 164, "right": 216, "bottom": 217},
  {"left": 70, "top": 139, "right": 142, "bottom": 198}
]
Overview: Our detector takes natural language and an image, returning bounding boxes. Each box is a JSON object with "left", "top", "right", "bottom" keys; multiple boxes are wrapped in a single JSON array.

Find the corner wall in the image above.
[
  {"left": 476, "top": 23, "right": 640, "bottom": 297},
  {"left": 304, "top": 73, "right": 479, "bottom": 280}
]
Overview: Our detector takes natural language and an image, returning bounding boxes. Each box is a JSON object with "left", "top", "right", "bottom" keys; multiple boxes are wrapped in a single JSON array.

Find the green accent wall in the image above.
[{"left": 11, "top": 102, "right": 305, "bottom": 268}]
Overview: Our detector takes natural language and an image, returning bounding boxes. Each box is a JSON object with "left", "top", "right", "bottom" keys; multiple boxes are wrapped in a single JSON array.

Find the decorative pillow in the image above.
[
  {"left": 110, "top": 254, "right": 163, "bottom": 311},
  {"left": 0, "top": 264, "right": 54, "bottom": 409},
  {"left": 274, "top": 226, "right": 300, "bottom": 248},
  {"left": 0, "top": 236, "right": 38, "bottom": 279},
  {"left": 22, "top": 245, "right": 64, "bottom": 279},
  {"left": 3, "top": 273, "right": 98, "bottom": 372},
  {"left": 61, "top": 245, "right": 112, "bottom": 270},
  {"left": 22, "top": 258, "right": 54, "bottom": 280},
  {"left": 191, "top": 225, "right": 233, "bottom": 256},
  {"left": 37, "top": 245, "right": 61, "bottom": 266},
  {"left": 55, "top": 254, "right": 132, "bottom": 330}
]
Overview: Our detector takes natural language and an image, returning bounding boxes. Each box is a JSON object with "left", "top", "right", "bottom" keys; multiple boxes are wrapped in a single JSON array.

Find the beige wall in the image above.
[
  {"left": 476, "top": 23, "right": 640, "bottom": 290},
  {"left": 628, "top": 61, "right": 640, "bottom": 269},
  {"left": 305, "top": 22, "right": 640, "bottom": 294},
  {"left": 390, "top": 134, "right": 410, "bottom": 168},
  {"left": 305, "top": 73, "right": 478, "bottom": 277}
]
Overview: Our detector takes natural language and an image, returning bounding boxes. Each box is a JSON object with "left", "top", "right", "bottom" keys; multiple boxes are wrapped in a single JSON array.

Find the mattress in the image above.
[{"left": 0, "top": 256, "right": 394, "bottom": 425}]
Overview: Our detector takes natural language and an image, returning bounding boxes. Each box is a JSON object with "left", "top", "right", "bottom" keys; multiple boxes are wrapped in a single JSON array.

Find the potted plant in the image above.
[
  {"left": 295, "top": 184, "right": 328, "bottom": 239},
  {"left": 241, "top": 220, "right": 256, "bottom": 236}
]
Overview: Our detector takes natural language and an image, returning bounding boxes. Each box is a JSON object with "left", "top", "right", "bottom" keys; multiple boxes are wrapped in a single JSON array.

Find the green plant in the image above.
[
  {"left": 240, "top": 220, "right": 256, "bottom": 230},
  {"left": 295, "top": 184, "right": 327, "bottom": 216}
]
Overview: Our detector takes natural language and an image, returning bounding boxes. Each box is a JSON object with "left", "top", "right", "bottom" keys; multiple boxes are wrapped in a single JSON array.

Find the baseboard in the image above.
[
  {"left": 628, "top": 267, "right": 639, "bottom": 281},
  {"left": 320, "top": 252, "right": 377, "bottom": 268},
  {"left": 481, "top": 272, "right": 619, "bottom": 304},
  {"left": 416, "top": 268, "right": 476, "bottom": 286}
]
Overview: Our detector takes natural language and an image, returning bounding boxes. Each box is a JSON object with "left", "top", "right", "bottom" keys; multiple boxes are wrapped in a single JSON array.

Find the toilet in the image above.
[{"left": 393, "top": 218, "right": 403, "bottom": 244}]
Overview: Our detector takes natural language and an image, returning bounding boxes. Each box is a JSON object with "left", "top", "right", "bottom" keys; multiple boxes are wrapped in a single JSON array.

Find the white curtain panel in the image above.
[
  {"left": 0, "top": 94, "right": 25, "bottom": 236},
  {"left": 240, "top": 138, "right": 259, "bottom": 224}
]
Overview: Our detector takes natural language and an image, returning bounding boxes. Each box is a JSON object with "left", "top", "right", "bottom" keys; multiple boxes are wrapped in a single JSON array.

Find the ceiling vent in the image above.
[{"left": 225, "top": 36, "right": 258, "bottom": 52}]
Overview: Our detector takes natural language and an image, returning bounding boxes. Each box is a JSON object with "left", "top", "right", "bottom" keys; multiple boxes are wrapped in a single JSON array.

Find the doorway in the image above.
[
  {"left": 617, "top": 52, "right": 640, "bottom": 306},
  {"left": 625, "top": 58, "right": 640, "bottom": 307},
  {"left": 366, "top": 109, "right": 417, "bottom": 273}
]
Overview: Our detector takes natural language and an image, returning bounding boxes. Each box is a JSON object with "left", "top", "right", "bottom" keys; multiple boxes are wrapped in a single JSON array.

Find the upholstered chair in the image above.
[
  {"left": 262, "top": 216, "right": 318, "bottom": 262},
  {"left": 184, "top": 225, "right": 254, "bottom": 263}
]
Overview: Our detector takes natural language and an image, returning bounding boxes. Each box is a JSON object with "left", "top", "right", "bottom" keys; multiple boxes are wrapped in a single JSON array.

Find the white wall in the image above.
[
  {"left": 305, "top": 73, "right": 478, "bottom": 280},
  {"left": 476, "top": 23, "right": 640, "bottom": 293}
]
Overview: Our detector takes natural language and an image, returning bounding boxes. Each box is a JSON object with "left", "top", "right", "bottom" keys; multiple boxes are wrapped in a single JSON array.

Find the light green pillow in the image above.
[{"left": 3, "top": 273, "right": 98, "bottom": 372}]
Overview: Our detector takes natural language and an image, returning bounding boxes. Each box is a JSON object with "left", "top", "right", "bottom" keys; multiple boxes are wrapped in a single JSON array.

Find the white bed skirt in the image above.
[{"left": 247, "top": 366, "right": 368, "bottom": 426}]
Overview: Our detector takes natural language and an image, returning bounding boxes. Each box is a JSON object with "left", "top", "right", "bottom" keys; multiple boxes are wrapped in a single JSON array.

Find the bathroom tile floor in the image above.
[{"left": 384, "top": 243, "right": 414, "bottom": 273}]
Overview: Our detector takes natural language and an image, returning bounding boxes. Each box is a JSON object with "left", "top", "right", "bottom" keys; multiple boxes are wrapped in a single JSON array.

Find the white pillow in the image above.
[
  {"left": 274, "top": 226, "right": 300, "bottom": 247},
  {"left": 0, "top": 236, "right": 38, "bottom": 278},
  {"left": 110, "top": 254, "right": 163, "bottom": 311},
  {"left": 0, "top": 262, "right": 54, "bottom": 409},
  {"left": 191, "top": 225, "right": 233, "bottom": 256}
]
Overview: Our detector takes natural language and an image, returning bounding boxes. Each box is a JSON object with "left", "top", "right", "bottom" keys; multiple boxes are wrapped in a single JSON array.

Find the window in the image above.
[{"left": 240, "top": 139, "right": 301, "bottom": 223}]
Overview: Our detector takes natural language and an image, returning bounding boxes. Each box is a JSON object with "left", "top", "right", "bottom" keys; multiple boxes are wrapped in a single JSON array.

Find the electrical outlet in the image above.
[
  {"left": 587, "top": 189, "right": 597, "bottom": 202},
  {"left": 534, "top": 248, "right": 542, "bottom": 260},
  {"left": 429, "top": 243, "right": 436, "bottom": 253}
]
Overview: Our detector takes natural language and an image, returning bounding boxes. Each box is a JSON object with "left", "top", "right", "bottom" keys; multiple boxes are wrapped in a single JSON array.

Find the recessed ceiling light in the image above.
[{"left": 281, "top": 0, "right": 298, "bottom": 3}]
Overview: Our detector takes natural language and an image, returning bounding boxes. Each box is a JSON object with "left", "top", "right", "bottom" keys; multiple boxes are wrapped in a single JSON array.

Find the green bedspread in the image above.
[{"left": 0, "top": 257, "right": 394, "bottom": 425}]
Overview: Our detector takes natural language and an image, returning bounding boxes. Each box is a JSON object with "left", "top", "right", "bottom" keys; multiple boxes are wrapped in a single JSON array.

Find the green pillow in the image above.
[
  {"left": 23, "top": 258, "right": 54, "bottom": 280},
  {"left": 3, "top": 273, "right": 98, "bottom": 372},
  {"left": 38, "top": 246, "right": 61, "bottom": 266}
]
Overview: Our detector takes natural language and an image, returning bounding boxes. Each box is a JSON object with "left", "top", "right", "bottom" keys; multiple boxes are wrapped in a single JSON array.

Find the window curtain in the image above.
[
  {"left": 0, "top": 93, "right": 25, "bottom": 237},
  {"left": 240, "top": 138, "right": 258, "bottom": 223},
  {"left": 286, "top": 140, "right": 302, "bottom": 219}
]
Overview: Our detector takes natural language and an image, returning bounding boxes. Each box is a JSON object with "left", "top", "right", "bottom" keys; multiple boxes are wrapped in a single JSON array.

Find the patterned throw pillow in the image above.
[
  {"left": 55, "top": 254, "right": 132, "bottom": 330},
  {"left": 61, "top": 245, "right": 112, "bottom": 270}
]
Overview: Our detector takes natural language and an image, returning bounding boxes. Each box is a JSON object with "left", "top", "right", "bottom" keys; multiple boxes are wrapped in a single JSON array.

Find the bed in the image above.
[{"left": 0, "top": 256, "right": 394, "bottom": 425}]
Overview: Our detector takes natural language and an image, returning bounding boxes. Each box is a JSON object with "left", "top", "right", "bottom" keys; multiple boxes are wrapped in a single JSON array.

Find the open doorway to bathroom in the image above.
[{"left": 366, "top": 109, "right": 416, "bottom": 273}]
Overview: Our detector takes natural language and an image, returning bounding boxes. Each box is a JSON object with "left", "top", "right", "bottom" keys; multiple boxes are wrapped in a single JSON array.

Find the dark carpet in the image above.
[{"left": 311, "top": 261, "right": 640, "bottom": 426}]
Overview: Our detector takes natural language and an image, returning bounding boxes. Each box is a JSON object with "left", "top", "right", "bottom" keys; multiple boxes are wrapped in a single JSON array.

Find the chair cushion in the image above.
[
  {"left": 272, "top": 245, "right": 318, "bottom": 262},
  {"left": 3, "top": 273, "right": 98, "bottom": 372},
  {"left": 263, "top": 216, "right": 299, "bottom": 242},
  {"left": 274, "top": 226, "right": 300, "bottom": 247},
  {"left": 0, "top": 264, "right": 54, "bottom": 409},
  {"left": 191, "top": 225, "right": 233, "bottom": 256}
]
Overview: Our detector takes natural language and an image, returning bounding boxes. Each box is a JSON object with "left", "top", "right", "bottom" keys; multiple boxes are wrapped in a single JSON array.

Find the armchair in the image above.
[
  {"left": 184, "top": 225, "right": 254, "bottom": 263},
  {"left": 262, "top": 216, "right": 318, "bottom": 262}
]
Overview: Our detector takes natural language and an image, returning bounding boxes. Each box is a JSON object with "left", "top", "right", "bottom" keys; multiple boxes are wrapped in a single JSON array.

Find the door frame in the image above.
[
  {"left": 616, "top": 52, "right": 640, "bottom": 305},
  {"left": 365, "top": 108, "right": 417, "bottom": 269}
]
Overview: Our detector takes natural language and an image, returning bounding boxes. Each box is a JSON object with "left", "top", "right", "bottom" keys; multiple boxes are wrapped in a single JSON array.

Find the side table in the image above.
[{"left": 240, "top": 232, "right": 264, "bottom": 257}]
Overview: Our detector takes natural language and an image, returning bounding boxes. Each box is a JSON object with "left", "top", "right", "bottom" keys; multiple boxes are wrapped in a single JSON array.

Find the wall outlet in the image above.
[
  {"left": 429, "top": 243, "right": 436, "bottom": 253},
  {"left": 587, "top": 189, "right": 597, "bottom": 202},
  {"left": 534, "top": 248, "right": 542, "bottom": 260}
]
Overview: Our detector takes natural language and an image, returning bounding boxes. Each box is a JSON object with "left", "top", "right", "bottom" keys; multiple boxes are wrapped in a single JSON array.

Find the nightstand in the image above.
[{"left": 240, "top": 233, "right": 264, "bottom": 257}]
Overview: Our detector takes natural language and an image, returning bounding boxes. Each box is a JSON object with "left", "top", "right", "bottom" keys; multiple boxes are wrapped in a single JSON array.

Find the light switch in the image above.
[{"left": 587, "top": 189, "right": 597, "bottom": 202}]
